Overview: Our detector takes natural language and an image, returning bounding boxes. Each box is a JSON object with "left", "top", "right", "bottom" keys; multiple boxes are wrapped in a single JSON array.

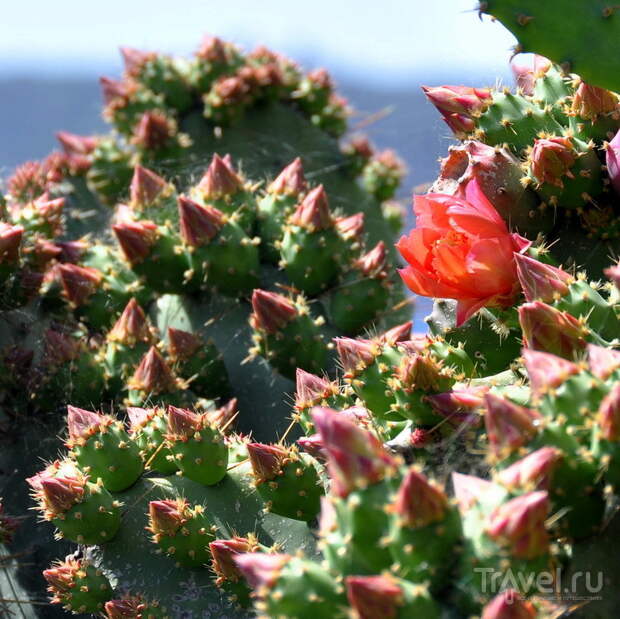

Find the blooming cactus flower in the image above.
[{"left": 396, "top": 179, "right": 530, "bottom": 325}]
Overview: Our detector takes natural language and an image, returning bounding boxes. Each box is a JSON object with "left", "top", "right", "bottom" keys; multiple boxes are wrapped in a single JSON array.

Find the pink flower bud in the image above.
[
  {"left": 486, "top": 491, "right": 550, "bottom": 559},
  {"left": 198, "top": 154, "right": 243, "bottom": 198},
  {"left": 250, "top": 289, "right": 297, "bottom": 333},
  {"left": 205, "top": 398, "right": 238, "bottom": 432},
  {"left": 104, "top": 597, "right": 150, "bottom": 618},
  {"left": 210, "top": 537, "right": 256, "bottom": 583},
  {"left": 452, "top": 472, "right": 495, "bottom": 513},
  {"left": 100, "top": 76, "right": 131, "bottom": 105},
  {"left": 335, "top": 212, "right": 365, "bottom": 240},
  {"left": 377, "top": 321, "right": 412, "bottom": 345},
  {"left": 107, "top": 298, "right": 152, "bottom": 345},
  {"left": 334, "top": 337, "right": 378, "bottom": 375},
  {"left": 0, "top": 223, "right": 24, "bottom": 264},
  {"left": 396, "top": 353, "right": 442, "bottom": 393},
  {"left": 514, "top": 253, "right": 571, "bottom": 303},
  {"left": 148, "top": 499, "right": 186, "bottom": 536},
  {"left": 130, "top": 165, "right": 168, "bottom": 206},
  {"left": 267, "top": 158, "right": 307, "bottom": 196},
  {"left": 529, "top": 136, "right": 576, "bottom": 188},
  {"left": 56, "top": 132, "right": 97, "bottom": 156},
  {"left": 113, "top": 219, "right": 158, "bottom": 265},
  {"left": 167, "top": 328, "right": 203, "bottom": 361},
  {"left": 598, "top": 382, "right": 620, "bottom": 441},
  {"left": 422, "top": 85, "right": 491, "bottom": 136},
  {"left": 572, "top": 82, "right": 618, "bottom": 120},
  {"left": 295, "top": 368, "right": 338, "bottom": 407},
  {"left": 177, "top": 195, "right": 224, "bottom": 247},
  {"left": 519, "top": 301, "right": 587, "bottom": 358},
  {"left": 425, "top": 385, "right": 488, "bottom": 427},
  {"left": 129, "top": 347, "right": 176, "bottom": 394},
  {"left": 297, "top": 434, "right": 326, "bottom": 460},
  {"left": 311, "top": 407, "right": 396, "bottom": 496},
  {"left": 521, "top": 349, "right": 580, "bottom": 396},
  {"left": 127, "top": 407, "right": 154, "bottom": 433},
  {"left": 166, "top": 405, "right": 200, "bottom": 438},
  {"left": 289, "top": 185, "right": 332, "bottom": 230},
  {"left": 120, "top": 47, "right": 154, "bottom": 76},
  {"left": 510, "top": 54, "right": 551, "bottom": 95},
  {"left": 56, "top": 263, "right": 102, "bottom": 306},
  {"left": 247, "top": 442, "right": 288, "bottom": 483},
  {"left": 497, "top": 447, "right": 562, "bottom": 491},
  {"left": 353, "top": 241, "right": 387, "bottom": 277},
  {"left": 392, "top": 469, "right": 448, "bottom": 528},
  {"left": 131, "top": 111, "right": 175, "bottom": 150},
  {"left": 606, "top": 130, "right": 620, "bottom": 195},
  {"left": 67, "top": 406, "right": 106, "bottom": 442},
  {"left": 345, "top": 575, "right": 403, "bottom": 619},
  {"left": 234, "top": 553, "right": 289, "bottom": 590},
  {"left": 587, "top": 343, "right": 620, "bottom": 380}
]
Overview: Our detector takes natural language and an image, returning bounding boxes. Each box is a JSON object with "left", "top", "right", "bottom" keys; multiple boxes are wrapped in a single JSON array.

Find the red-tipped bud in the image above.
[
  {"left": 311, "top": 407, "right": 396, "bottom": 497},
  {"left": 104, "top": 597, "right": 150, "bottom": 618},
  {"left": 307, "top": 68, "right": 332, "bottom": 90},
  {"left": 130, "top": 165, "right": 168, "bottom": 206},
  {"left": 210, "top": 537, "right": 256, "bottom": 583},
  {"left": 482, "top": 590, "right": 538, "bottom": 619},
  {"left": 196, "top": 35, "right": 227, "bottom": 62},
  {"left": 113, "top": 219, "right": 158, "bottom": 264},
  {"left": 0, "top": 223, "right": 24, "bottom": 263},
  {"left": 343, "top": 135, "right": 374, "bottom": 160},
  {"left": 250, "top": 289, "right": 297, "bottom": 333},
  {"left": 100, "top": 76, "right": 130, "bottom": 104},
  {"left": 396, "top": 353, "right": 442, "bottom": 393},
  {"left": 55, "top": 240, "right": 88, "bottom": 263},
  {"left": 587, "top": 343, "right": 620, "bottom": 380},
  {"left": 295, "top": 368, "right": 338, "bottom": 408},
  {"left": 177, "top": 195, "right": 224, "bottom": 246},
  {"left": 521, "top": 349, "right": 580, "bottom": 396},
  {"left": 498, "top": 447, "right": 562, "bottom": 491},
  {"left": 127, "top": 407, "right": 153, "bottom": 433},
  {"left": 43, "top": 556, "right": 81, "bottom": 593},
  {"left": 166, "top": 405, "right": 200, "bottom": 438},
  {"left": 529, "top": 136, "right": 576, "bottom": 188},
  {"left": 34, "top": 194, "right": 65, "bottom": 230},
  {"left": 519, "top": 301, "right": 587, "bottom": 358},
  {"left": 486, "top": 491, "right": 550, "bottom": 559},
  {"left": 108, "top": 298, "right": 152, "bottom": 345},
  {"left": 452, "top": 472, "right": 495, "bottom": 513},
  {"left": 205, "top": 398, "right": 238, "bottom": 431},
  {"left": 120, "top": 46, "right": 154, "bottom": 76},
  {"left": 485, "top": 393, "right": 541, "bottom": 460},
  {"left": 392, "top": 469, "right": 448, "bottom": 528},
  {"left": 129, "top": 347, "right": 177, "bottom": 394},
  {"left": 148, "top": 499, "right": 186, "bottom": 536},
  {"left": 426, "top": 385, "right": 487, "bottom": 426},
  {"left": 31, "top": 238, "right": 62, "bottom": 268},
  {"left": 289, "top": 185, "right": 331, "bottom": 230},
  {"left": 56, "top": 131, "right": 97, "bottom": 156},
  {"left": 572, "top": 82, "right": 618, "bottom": 120},
  {"left": 268, "top": 158, "right": 307, "bottom": 196},
  {"left": 167, "top": 327, "right": 202, "bottom": 360},
  {"left": 131, "top": 111, "right": 175, "bottom": 150},
  {"left": 198, "top": 154, "right": 243, "bottom": 198},
  {"left": 511, "top": 54, "right": 551, "bottom": 95},
  {"left": 598, "top": 382, "right": 620, "bottom": 441},
  {"left": 67, "top": 406, "right": 106, "bottom": 442},
  {"left": 353, "top": 241, "right": 386, "bottom": 277},
  {"left": 422, "top": 85, "right": 491, "bottom": 135},
  {"left": 606, "top": 131, "right": 620, "bottom": 195},
  {"left": 345, "top": 575, "right": 403, "bottom": 619},
  {"left": 43, "top": 329, "right": 80, "bottom": 366},
  {"left": 247, "top": 442, "right": 288, "bottom": 483},
  {"left": 297, "top": 434, "right": 326, "bottom": 460},
  {"left": 234, "top": 553, "right": 289, "bottom": 590},
  {"left": 378, "top": 321, "right": 412, "bottom": 345},
  {"left": 514, "top": 253, "right": 571, "bottom": 303},
  {"left": 56, "top": 263, "right": 102, "bottom": 306},
  {"left": 40, "top": 478, "right": 84, "bottom": 514},
  {"left": 335, "top": 212, "right": 365, "bottom": 240},
  {"left": 335, "top": 337, "right": 378, "bottom": 375}
]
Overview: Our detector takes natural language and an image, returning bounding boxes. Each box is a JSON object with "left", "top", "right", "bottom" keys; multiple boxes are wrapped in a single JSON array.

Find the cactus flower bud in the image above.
[
  {"left": 148, "top": 499, "right": 186, "bottom": 536},
  {"left": 198, "top": 153, "right": 243, "bottom": 198},
  {"left": 452, "top": 472, "right": 495, "bottom": 512},
  {"left": 311, "top": 406, "right": 396, "bottom": 496},
  {"left": 519, "top": 301, "right": 587, "bottom": 358},
  {"left": 606, "top": 130, "right": 620, "bottom": 195},
  {"left": 529, "top": 136, "right": 577, "bottom": 188},
  {"left": 289, "top": 185, "right": 331, "bottom": 230},
  {"left": 234, "top": 552, "right": 289, "bottom": 589},
  {"left": 28, "top": 460, "right": 86, "bottom": 516},
  {"left": 166, "top": 405, "right": 200, "bottom": 438},
  {"left": 113, "top": 219, "right": 158, "bottom": 265},
  {"left": 353, "top": 241, "right": 387, "bottom": 277},
  {"left": 497, "top": 447, "right": 562, "bottom": 491},
  {"left": 131, "top": 111, "right": 176, "bottom": 150},
  {"left": 485, "top": 393, "right": 541, "bottom": 459},
  {"left": 210, "top": 536, "right": 258, "bottom": 584},
  {"left": 56, "top": 263, "right": 102, "bottom": 306},
  {"left": 587, "top": 343, "right": 620, "bottom": 380},
  {"left": 178, "top": 195, "right": 224, "bottom": 246},
  {"left": 126, "top": 406, "right": 153, "bottom": 432},
  {"left": 0, "top": 223, "right": 24, "bottom": 263},
  {"left": 297, "top": 434, "right": 326, "bottom": 460},
  {"left": 345, "top": 575, "right": 403, "bottom": 619},
  {"left": 268, "top": 157, "right": 307, "bottom": 195},
  {"left": 511, "top": 54, "right": 551, "bottom": 95},
  {"left": 482, "top": 590, "right": 537, "bottom": 619},
  {"left": 598, "top": 382, "right": 620, "bottom": 441},
  {"left": 295, "top": 368, "right": 338, "bottom": 407},
  {"left": 130, "top": 165, "right": 168, "bottom": 206},
  {"left": 486, "top": 491, "right": 550, "bottom": 559},
  {"left": 392, "top": 469, "right": 448, "bottom": 528},
  {"left": 247, "top": 442, "right": 288, "bottom": 483},
  {"left": 605, "top": 261, "right": 620, "bottom": 290},
  {"left": 396, "top": 353, "right": 443, "bottom": 393},
  {"left": 334, "top": 337, "right": 379, "bottom": 375},
  {"left": 167, "top": 327, "right": 202, "bottom": 360},
  {"left": 129, "top": 347, "right": 177, "bottom": 394},
  {"left": 425, "top": 385, "right": 487, "bottom": 426},
  {"left": 250, "top": 289, "right": 297, "bottom": 333},
  {"left": 56, "top": 131, "right": 97, "bottom": 156},
  {"left": 571, "top": 82, "right": 618, "bottom": 120},
  {"left": 67, "top": 406, "right": 107, "bottom": 442},
  {"left": 422, "top": 85, "right": 491, "bottom": 135},
  {"left": 378, "top": 321, "right": 412, "bottom": 345},
  {"left": 521, "top": 349, "right": 580, "bottom": 396},
  {"left": 107, "top": 298, "right": 152, "bottom": 345},
  {"left": 335, "top": 212, "right": 365, "bottom": 240},
  {"left": 514, "top": 253, "right": 571, "bottom": 303},
  {"left": 104, "top": 597, "right": 157, "bottom": 618},
  {"left": 205, "top": 398, "right": 238, "bottom": 431}
]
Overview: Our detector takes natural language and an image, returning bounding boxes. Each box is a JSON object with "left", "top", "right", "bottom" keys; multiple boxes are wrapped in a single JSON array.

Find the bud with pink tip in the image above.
[
  {"left": 422, "top": 85, "right": 491, "bottom": 136},
  {"left": 120, "top": 46, "right": 154, "bottom": 76},
  {"left": 247, "top": 442, "right": 288, "bottom": 483},
  {"left": 572, "top": 82, "right": 618, "bottom": 120},
  {"left": 334, "top": 337, "right": 378, "bottom": 375},
  {"left": 148, "top": 499, "right": 187, "bottom": 537},
  {"left": 392, "top": 469, "right": 448, "bottom": 528},
  {"left": 482, "top": 589, "right": 538, "bottom": 619},
  {"left": 210, "top": 536, "right": 259, "bottom": 585},
  {"left": 511, "top": 54, "right": 551, "bottom": 95},
  {"left": 67, "top": 406, "right": 107, "bottom": 442},
  {"left": 56, "top": 131, "right": 97, "bottom": 156},
  {"left": 606, "top": 130, "right": 620, "bottom": 195},
  {"left": 497, "top": 447, "right": 562, "bottom": 491},
  {"left": 129, "top": 346, "right": 177, "bottom": 394},
  {"left": 297, "top": 434, "right": 326, "bottom": 460},
  {"left": 0, "top": 223, "right": 23, "bottom": 264},
  {"left": 486, "top": 491, "right": 550, "bottom": 559},
  {"left": 267, "top": 157, "right": 307, "bottom": 195},
  {"left": 521, "top": 349, "right": 580, "bottom": 397},
  {"left": 426, "top": 385, "right": 487, "bottom": 427},
  {"left": 345, "top": 575, "right": 404, "bottom": 619},
  {"left": 167, "top": 327, "right": 202, "bottom": 361},
  {"left": 104, "top": 597, "right": 160, "bottom": 619},
  {"left": 234, "top": 552, "right": 289, "bottom": 589},
  {"left": 131, "top": 111, "right": 176, "bottom": 151},
  {"left": 107, "top": 298, "right": 152, "bottom": 345},
  {"left": 178, "top": 195, "right": 224, "bottom": 246},
  {"left": 130, "top": 165, "right": 168, "bottom": 206},
  {"left": 198, "top": 153, "right": 243, "bottom": 198},
  {"left": 514, "top": 253, "right": 571, "bottom": 303},
  {"left": 519, "top": 301, "right": 587, "bottom": 358},
  {"left": 598, "top": 382, "right": 620, "bottom": 441},
  {"left": 250, "top": 289, "right": 297, "bottom": 333},
  {"left": 484, "top": 393, "right": 541, "bottom": 460},
  {"left": 335, "top": 212, "right": 365, "bottom": 240},
  {"left": 113, "top": 219, "right": 159, "bottom": 265},
  {"left": 353, "top": 241, "right": 387, "bottom": 277},
  {"left": 100, "top": 76, "right": 131, "bottom": 105},
  {"left": 311, "top": 406, "right": 396, "bottom": 496},
  {"left": 56, "top": 263, "right": 102, "bottom": 306},
  {"left": 295, "top": 368, "right": 339, "bottom": 410},
  {"left": 529, "top": 136, "right": 576, "bottom": 188},
  {"left": 166, "top": 405, "right": 201, "bottom": 438},
  {"left": 289, "top": 185, "right": 331, "bottom": 230},
  {"left": 587, "top": 344, "right": 620, "bottom": 380},
  {"left": 452, "top": 472, "right": 496, "bottom": 512}
]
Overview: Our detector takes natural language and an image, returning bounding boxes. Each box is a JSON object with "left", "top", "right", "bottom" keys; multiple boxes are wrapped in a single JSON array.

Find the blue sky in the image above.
[{"left": 0, "top": 0, "right": 517, "bottom": 83}]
